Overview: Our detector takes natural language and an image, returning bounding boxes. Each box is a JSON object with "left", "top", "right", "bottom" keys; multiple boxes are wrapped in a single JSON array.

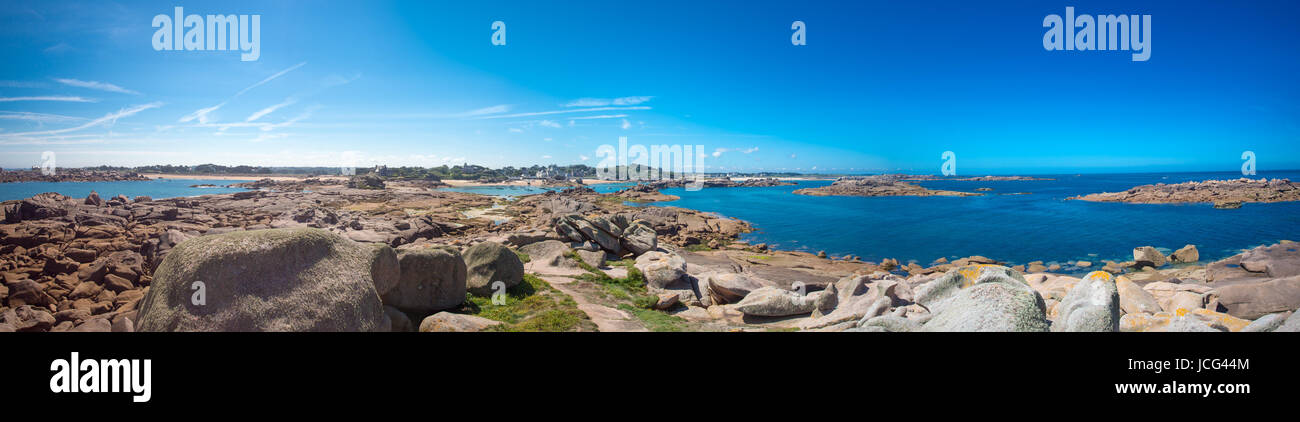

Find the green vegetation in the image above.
[
  {"left": 684, "top": 244, "right": 713, "bottom": 252},
  {"left": 566, "top": 250, "right": 657, "bottom": 308},
  {"left": 467, "top": 273, "right": 593, "bottom": 332},
  {"left": 617, "top": 304, "right": 689, "bottom": 332},
  {"left": 513, "top": 249, "right": 531, "bottom": 264}
]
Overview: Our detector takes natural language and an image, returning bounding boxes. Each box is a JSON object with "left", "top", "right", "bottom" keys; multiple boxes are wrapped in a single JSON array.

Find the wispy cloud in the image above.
[
  {"left": 234, "top": 61, "right": 306, "bottom": 98},
  {"left": 0, "top": 96, "right": 97, "bottom": 103},
  {"left": 474, "top": 106, "right": 650, "bottom": 119},
  {"left": 246, "top": 98, "right": 298, "bottom": 122},
  {"left": 176, "top": 62, "right": 307, "bottom": 125},
  {"left": 54, "top": 78, "right": 140, "bottom": 95},
  {"left": 620, "top": 119, "right": 631, "bottom": 130},
  {"left": 564, "top": 96, "right": 653, "bottom": 107},
  {"left": 0, "top": 102, "right": 163, "bottom": 138},
  {"left": 711, "top": 147, "right": 760, "bottom": 158},
  {"left": 568, "top": 114, "right": 627, "bottom": 120},
  {"left": 178, "top": 103, "right": 224, "bottom": 124},
  {"left": 450, "top": 104, "right": 510, "bottom": 118},
  {"left": 539, "top": 119, "right": 562, "bottom": 128},
  {"left": 508, "top": 127, "right": 524, "bottom": 133}
]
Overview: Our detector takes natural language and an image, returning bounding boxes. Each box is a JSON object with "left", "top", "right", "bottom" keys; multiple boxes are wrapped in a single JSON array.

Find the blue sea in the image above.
[
  {"left": 0, "top": 179, "right": 250, "bottom": 202},
  {"left": 640, "top": 171, "right": 1300, "bottom": 268}
]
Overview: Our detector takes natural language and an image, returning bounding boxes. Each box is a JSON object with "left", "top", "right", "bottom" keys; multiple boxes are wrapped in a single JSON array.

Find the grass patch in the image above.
[
  {"left": 747, "top": 255, "right": 774, "bottom": 261},
  {"left": 617, "top": 304, "right": 688, "bottom": 332},
  {"left": 567, "top": 250, "right": 657, "bottom": 308},
  {"left": 466, "top": 273, "right": 593, "bottom": 332},
  {"left": 513, "top": 249, "right": 531, "bottom": 263},
  {"left": 683, "top": 244, "right": 713, "bottom": 252}
]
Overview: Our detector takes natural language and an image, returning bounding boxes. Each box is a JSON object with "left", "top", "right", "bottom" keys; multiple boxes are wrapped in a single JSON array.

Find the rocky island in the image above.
[
  {"left": 1068, "top": 178, "right": 1300, "bottom": 208},
  {"left": 793, "top": 175, "right": 980, "bottom": 197}
]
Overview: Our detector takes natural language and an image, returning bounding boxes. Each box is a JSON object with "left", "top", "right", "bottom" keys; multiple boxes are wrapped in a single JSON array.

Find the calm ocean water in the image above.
[
  {"left": 642, "top": 171, "right": 1300, "bottom": 267},
  {"left": 0, "top": 179, "right": 250, "bottom": 202}
]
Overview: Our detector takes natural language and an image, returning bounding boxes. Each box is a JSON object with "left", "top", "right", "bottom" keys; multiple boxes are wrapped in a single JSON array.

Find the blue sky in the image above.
[{"left": 1, "top": 0, "right": 1297, "bottom": 174}]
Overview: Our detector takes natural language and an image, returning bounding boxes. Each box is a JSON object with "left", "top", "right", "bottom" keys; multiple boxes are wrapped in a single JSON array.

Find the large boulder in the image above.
[
  {"left": 419, "top": 311, "right": 503, "bottom": 332},
  {"left": 1170, "top": 244, "right": 1200, "bottom": 263},
  {"left": 556, "top": 215, "right": 623, "bottom": 256},
  {"left": 1132, "top": 246, "right": 1167, "bottom": 268},
  {"left": 1116, "top": 275, "right": 1162, "bottom": 314},
  {"left": 917, "top": 265, "right": 1049, "bottom": 332},
  {"left": 383, "top": 246, "right": 467, "bottom": 314},
  {"left": 1120, "top": 309, "right": 1250, "bottom": 332},
  {"left": 463, "top": 241, "right": 524, "bottom": 296},
  {"left": 1214, "top": 275, "right": 1300, "bottom": 320},
  {"left": 368, "top": 243, "right": 401, "bottom": 296},
  {"left": 519, "top": 240, "right": 574, "bottom": 268},
  {"left": 1241, "top": 312, "right": 1290, "bottom": 332},
  {"left": 619, "top": 221, "right": 658, "bottom": 256},
  {"left": 734, "top": 286, "right": 822, "bottom": 317},
  {"left": 1052, "top": 271, "right": 1120, "bottom": 332},
  {"left": 701, "top": 272, "right": 766, "bottom": 304},
  {"left": 135, "top": 228, "right": 388, "bottom": 331},
  {"left": 634, "top": 251, "right": 687, "bottom": 289}
]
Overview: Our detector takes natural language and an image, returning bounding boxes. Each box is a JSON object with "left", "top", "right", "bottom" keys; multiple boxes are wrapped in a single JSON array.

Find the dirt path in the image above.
[{"left": 533, "top": 272, "right": 647, "bottom": 332}]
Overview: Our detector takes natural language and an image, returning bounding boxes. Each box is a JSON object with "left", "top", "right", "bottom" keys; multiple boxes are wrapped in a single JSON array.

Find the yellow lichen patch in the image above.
[
  {"left": 1175, "top": 308, "right": 1188, "bottom": 317},
  {"left": 1191, "top": 309, "right": 1251, "bottom": 332},
  {"left": 1082, "top": 271, "right": 1114, "bottom": 283},
  {"left": 956, "top": 264, "right": 996, "bottom": 287},
  {"left": 1120, "top": 312, "right": 1172, "bottom": 332}
]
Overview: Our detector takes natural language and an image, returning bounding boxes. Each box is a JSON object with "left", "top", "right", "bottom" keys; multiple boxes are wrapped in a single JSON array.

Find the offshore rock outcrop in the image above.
[
  {"left": 1068, "top": 178, "right": 1300, "bottom": 206},
  {"left": 793, "top": 175, "right": 980, "bottom": 197}
]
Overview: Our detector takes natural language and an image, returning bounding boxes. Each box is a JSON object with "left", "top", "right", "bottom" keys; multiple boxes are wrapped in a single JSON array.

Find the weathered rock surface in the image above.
[
  {"left": 1052, "top": 271, "right": 1120, "bottom": 332},
  {"left": 419, "top": 311, "right": 502, "bottom": 332},
  {"left": 634, "top": 251, "right": 687, "bottom": 289},
  {"left": 1215, "top": 275, "right": 1300, "bottom": 320},
  {"left": 463, "top": 241, "right": 524, "bottom": 296},
  {"left": 135, "top": 228, "right": 387, "bottom": 331},
  {"left": 916, "top": 265, "right": 1049, "bottom": 332},
  {"left": 383, "top": 246, "right": 467, "bottom": 314}
]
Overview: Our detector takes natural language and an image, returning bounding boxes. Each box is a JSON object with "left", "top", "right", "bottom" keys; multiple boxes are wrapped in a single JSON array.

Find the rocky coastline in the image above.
[
  {"left": 0, "top": 169, "right": 150, "bottom": 183},
  {"left": 1068, "top": 177, "right": 1300, "bottom": 208},
  {"left": 2, "top": 178, "right": 1298, "bottom": 333},
  {"left": 793, "top": 175, "right": 980, "bottom": 197}
]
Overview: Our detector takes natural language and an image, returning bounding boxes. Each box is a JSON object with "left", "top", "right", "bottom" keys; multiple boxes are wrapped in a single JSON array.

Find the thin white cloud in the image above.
[
  {"left": 54, "top": 78, "right": 139, "bottom": 95},
  {"left": 579, "top": 154, "right": 590, "bottom": 161},
  {"left": 474, "top": 106, "right": 650, "bottom": 119},
  {"left": 178, "top": 103, "right": 225, "bottom": 124},
  {"left": 234, "top": 61, "right": 307, "bottom": 97},
  {"left": 539, "top": 119, "right": 562, "bottom": 128},
  {"left": 0, "top": 102, "right": 163, "bottom": 138},
  {"left": 454, "top": 104, "right": 510, "bottom": 117},
  {"left": 246, "top": 98, "right": 298, "bottom": 122},
  {"left": 569, "top": 114, "right": 627, "bottom": 120},
  {"left": 541, "top": 155, "right": 552, "bottom": 159},
  {"left": 564, "top": 96, "right": 654, "bottom": 107},
  {"left": 177, "top": 62, "right": 306, "bottom": 125},
  {"left": 620, "top": 119, "right": 631, "bottom": 130},
  {"left": 508, "top": 127, "right": 524, "bottom": 133},
  {"left": 0, "top": 96, "right": 97, "bottom": 103}
]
